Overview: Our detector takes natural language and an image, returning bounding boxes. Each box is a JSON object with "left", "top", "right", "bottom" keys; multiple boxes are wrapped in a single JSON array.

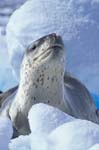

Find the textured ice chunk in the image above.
[{"left": 48, "top": 119, "right": 99, "bottom": 150}]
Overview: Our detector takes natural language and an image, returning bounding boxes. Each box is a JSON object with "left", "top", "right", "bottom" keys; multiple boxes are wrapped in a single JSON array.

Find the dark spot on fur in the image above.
[
  {"left": 33, "top": 83, "right": 38, "bottom": 88},
  {"left": 34, "top": 97, "right": 36, "bottom": 101},
  {"left": 33, "top": 57, "right": 38, "bottom": 61},
  {"left": 47, "top": 100, "right": 50, "bottom": 103},
  {"left": 51, "top": 77, "right": 54, "bottom": 82},
  {"left": 39, "top": 77, "right": 44, "bottom": 86},
  {"left": 37, "top": 78, "right": 39, "bottom": 83}
]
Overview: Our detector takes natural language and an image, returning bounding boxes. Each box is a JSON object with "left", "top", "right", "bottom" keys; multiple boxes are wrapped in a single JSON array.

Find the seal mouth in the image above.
[
  {"left": 46, "top": 44, "right": 64, "bottom": 51},
  {"left": 33, "top": 44, "right": 64, "bottom": 61},
  {"left": 40, "top": 44, "right": 64, "bottom": 59}
]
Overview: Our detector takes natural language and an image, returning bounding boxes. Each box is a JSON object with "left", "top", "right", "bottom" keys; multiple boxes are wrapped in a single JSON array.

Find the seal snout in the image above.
[
  {"left": 26, "top": 33, "right": 64, "bottom": 56},
  {"left": 45, "top": 33, "right": 61, "bottom": 41}
]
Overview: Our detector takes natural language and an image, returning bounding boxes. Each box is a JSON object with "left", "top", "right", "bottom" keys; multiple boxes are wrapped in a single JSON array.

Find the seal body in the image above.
[
  {"left": 8, "top": 33, "right": 99, "bottom": 135},
  {"left": 9, "top": 33, "right": 66, "bottom": 134},
  {"left": 64, "top": 73, "right": 99, "bottom": 123},
  {"left": 0, "top": 86, "right": 18, "bottom": 108}
]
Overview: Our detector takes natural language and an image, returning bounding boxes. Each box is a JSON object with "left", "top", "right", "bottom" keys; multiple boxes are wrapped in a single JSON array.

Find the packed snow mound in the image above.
[
  {"left": 6, "top": 0, "right": 91, "bottom": 81},
  {"left": 28, "top": 103, "right": 74, "bottom": 150},
  {"left": 9, "top": 135, "right": 31, "bottom": 150},
  {"left": 6, "top": 0, "right": 99, "bottom": 94},
  {"left": 0, "top": 116, "right": 13, "bottom": 150},
  {"left": 9, "top": 103, "right": 99, "bottom": 150},
  {"left": 48, "top": 119, "right": 99, "bottom": 150},
  {"left": 89, "top": 144, "right": 99, "bottom": 150},
  {"left": 28, "top": 103, "right": 74, "bottom": 135},
  {"left": 10, "top": 103, "right": 74, "bottom": 150}
]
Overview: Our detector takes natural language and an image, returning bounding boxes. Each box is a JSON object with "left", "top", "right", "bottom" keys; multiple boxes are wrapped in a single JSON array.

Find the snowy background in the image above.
[
  {"left": 0, "top": 0, "right": 26, "bottom": 91},
  {"left": 0, "top": 0, "right": 99, "bottom": 96}
]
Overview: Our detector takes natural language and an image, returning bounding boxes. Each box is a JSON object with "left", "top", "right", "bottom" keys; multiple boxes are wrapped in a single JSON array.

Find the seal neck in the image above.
[{"left": 15, "top": 71, "right": 66, "bottom": 114}]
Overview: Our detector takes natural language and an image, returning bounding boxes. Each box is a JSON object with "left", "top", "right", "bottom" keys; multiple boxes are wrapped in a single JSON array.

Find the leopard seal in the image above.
[{"left": 6, "top": 33, "right": 99, "bottom": 135}]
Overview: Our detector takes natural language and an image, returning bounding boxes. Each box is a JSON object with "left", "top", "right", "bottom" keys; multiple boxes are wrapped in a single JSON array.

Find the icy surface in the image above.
[
  {"left": 9, "top": 103, "right": 99, "bottom": 150},
  {"left": 10, "top": 103, "right": 74, "bottom": 150},
  {"left": 5, "top": 0, "right": 99, "bottom": 94},
  {"left": 9, "top": 135, "right": 31, "bottom": 150},
  {"left": 48, "top": 119, "right": 99, "bottom": 150},
  {"left": 28, "top": 103, "right": 73, "bottom": 150},
  {"left": 89, "top": 144, "right": 99, "bottom": 150},
  {"left": 0, "top": 116, "right": 13, "bottom": 150},
  {"left": 28, "top": 103, "right": 74, "bottom": 135}
]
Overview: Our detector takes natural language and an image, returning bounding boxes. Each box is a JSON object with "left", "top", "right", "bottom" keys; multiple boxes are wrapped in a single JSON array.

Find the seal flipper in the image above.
[
  {"left": 0, "top": 86, "right": 18, "bottom": 107},
  {"left": 12, "top": 126, "right": 19, "bottom": 138},
  {"left": 64, "top": 72, "right": 99, "bottom": 124},
  {"left": 10, "top": 108, "right": 31, "bottom": 135}
]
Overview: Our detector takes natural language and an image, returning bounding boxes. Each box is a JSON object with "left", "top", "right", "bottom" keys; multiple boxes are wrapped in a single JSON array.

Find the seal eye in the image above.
[
  {"left": 31, "top": 44, "right": 36, "bottom": 50},
  {"left": 27, "top": 44, "right": 37, "bottom": 54}
]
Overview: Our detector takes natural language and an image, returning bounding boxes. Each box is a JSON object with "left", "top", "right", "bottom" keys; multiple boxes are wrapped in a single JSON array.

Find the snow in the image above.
[
  {"left": 0, "top": 0, "right": 25, "bottom": 91},
  {"left": 0, "top": 35, "right": 17, "bottom": 91},
  {"left": 28, "top": 103, "right": 74, "bottom": 150},
  {"left": 48, "top": 119, "right": 99, "bottom": 150},
  {"left": 89, "top": 144, "right": 99, "bottom": 150},
  {"left": 28, "top": 103, "right": 74, "bottom": 135},
  {"left": 6, "top": 0, "right": 99, "bottom": 95},
  {"left": 9, "top": 135, "right": 31, "bottom": 150},
  {"left": 0, "top": 116, "right": 13, "bottom": 150},
  {"left": 9, "top": 103, "right": 74, "bottom": 150},
  {"left": 8, "top": 103, "right": 99, "bottom": 150}
]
